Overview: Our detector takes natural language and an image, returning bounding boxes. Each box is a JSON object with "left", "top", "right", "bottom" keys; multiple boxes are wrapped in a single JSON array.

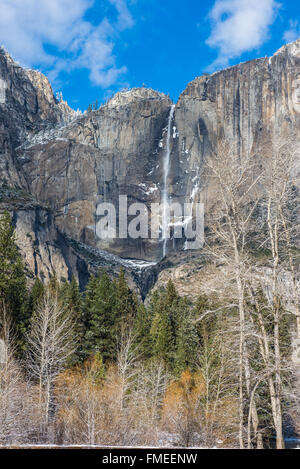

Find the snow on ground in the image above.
[
  {"left": 120, "top": 258, "right": 157, "bottom": 271},
  {"left": 75, "top": 240, "right": 157, "bottom": 273},
  {"left": 0, "top": 444, "right": 217, "bottom": 449}
]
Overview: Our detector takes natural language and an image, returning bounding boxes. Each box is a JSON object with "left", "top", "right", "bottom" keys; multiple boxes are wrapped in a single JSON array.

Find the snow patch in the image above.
[
  {"left": 138, "top": 183, "right": 158, "bottom": 195},
  {"left": 0, "top": 78, "right": 7, "bottom": 104},
  {"left": 121, "top": 259, "right": 157, "bottom": 271}
]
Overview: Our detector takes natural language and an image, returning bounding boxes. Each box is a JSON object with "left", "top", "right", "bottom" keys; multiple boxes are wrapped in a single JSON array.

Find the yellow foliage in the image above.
[
  {"left": 161, "top": 369, "right": 206, "bottom": 432},
  {"left": 54, "top": 358, "right": 130, "bottom": 445}
]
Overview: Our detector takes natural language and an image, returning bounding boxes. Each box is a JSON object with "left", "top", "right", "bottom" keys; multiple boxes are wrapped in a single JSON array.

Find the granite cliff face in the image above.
[
  {"left": 18, "top": 87, "right": 172, "bottom": 261},
  {"left": 0, "top": 40, "right": 300, "bottom": 295},
  {"left": 170, "top": 39, "right": 300, "bottom": 208}
]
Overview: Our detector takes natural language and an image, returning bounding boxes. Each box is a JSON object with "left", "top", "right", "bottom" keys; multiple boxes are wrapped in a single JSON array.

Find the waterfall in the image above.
[{"left": 162, "top": 104, "right": 175, "bottom": 257}]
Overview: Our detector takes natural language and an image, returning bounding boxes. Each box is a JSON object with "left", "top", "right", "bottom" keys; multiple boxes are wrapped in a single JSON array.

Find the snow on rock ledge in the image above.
[{"left": 107, "top": 87, "right": 169, "bottom": 108}]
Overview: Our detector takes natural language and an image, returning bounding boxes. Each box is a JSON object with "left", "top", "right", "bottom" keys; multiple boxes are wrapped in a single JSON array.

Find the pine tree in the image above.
[
  {"left": 114, "top": 268, "right": 138, "bottom": 333},
  {"left": 194, "top": 294, "right": 210, "bottom": 311},
  {"left": 60, "top": 277, "right": 82, "bottom": 320},
  {"left": 174, "top": 309, "right": 199, "bottom": 374},
  {"left": 148, "top": 283, "right": 199, "bottom": 371},
  {"left": 0, "top": 211, "right": 29, "bottom": 352},
  {"left": 82, "top": 274, "right": 97, "bottom": 323},
  {"left": 82, "top": 271, "right": 117, "bottom": 361},
  {"left": 193, "top": 294, "right": 214, "bottom": 344},
  {"left": 133, "top": 302, "right": 153, "bottom": 358},
  {"left": 165, "top": 279, "right": 179, "bottom": 307},
  {"left": 163, "top": 280, "right": 181, "bottom": 339},
  {"left": 81, "top": 274, "right": 98, "bottom": 358},
  {"left": 29, "top": 278, "right": 45, "bottom": 312},
  {"left": 150, "top": 291, "right": 174, "bottom": 364},
  {"left": 60, "top": 276, "right": 83, "bottom": 364},
  {"left": 48, "top": 272, "right": 60, "bottom": 295},
  {"left": 150, "top": 310, "right": 173, "bottom": 363}
]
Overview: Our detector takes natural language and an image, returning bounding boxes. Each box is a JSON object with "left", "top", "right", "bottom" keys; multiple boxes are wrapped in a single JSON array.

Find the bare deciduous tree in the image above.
[
  {"left": 0, "top": 301, "right": 38, "bottom": 445},
  {"left": 26, "top": 291, "right": 75, "bottom": 439},
  {"left": 256, "top": 138, "right": 300, "bottom": 448},
  {"left": 204, "top": 141, "right": 262, "bottom": 448}
]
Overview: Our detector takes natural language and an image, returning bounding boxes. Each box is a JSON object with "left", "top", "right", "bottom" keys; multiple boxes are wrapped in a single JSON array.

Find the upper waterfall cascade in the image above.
[{"left": 162, "top": 104, "right": 175, "bottom": 258}]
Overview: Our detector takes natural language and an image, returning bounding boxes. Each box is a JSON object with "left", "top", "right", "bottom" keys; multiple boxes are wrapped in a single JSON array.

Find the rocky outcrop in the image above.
[
  {"left": 0, "top": 40, "right": 300, "bottom": 295},
  {"left": 0, "top": 47, "right": 76, "bottom": 185}
]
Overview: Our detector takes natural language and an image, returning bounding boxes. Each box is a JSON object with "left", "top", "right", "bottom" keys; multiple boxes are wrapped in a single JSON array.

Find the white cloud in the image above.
[
  {"left": 206, "top": 0, "right": 280, "bottom": 70},
  {"left": 109, "top": 0, "right": 134, "bottom": 30},
  {"left": 283, "top": 20, "right": 300, "bottom": 44},
  {"left": 0, "top": 0, "right": 134, "bottom": 87}
]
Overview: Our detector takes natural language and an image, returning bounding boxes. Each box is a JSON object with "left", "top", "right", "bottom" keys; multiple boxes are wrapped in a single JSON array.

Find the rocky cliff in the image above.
[
  {"left": 17, "top": 87, "right": 172, "bottom": 261},
  {"left": 172, "top": 39, "right": 300, "bottom": 208},
  {"left": 0, "top": 40, "right": 300, "bottom": 296}
]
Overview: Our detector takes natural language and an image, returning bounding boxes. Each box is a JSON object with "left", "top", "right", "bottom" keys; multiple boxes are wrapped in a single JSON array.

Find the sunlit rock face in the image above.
[
  {"left": 0, "top": 78, "right": 7, "bottom": 104},
  {"left": 292, "top": 75, "right": 300, "bottom": 114},
  {"left": 0, "top": 47, "right": 75, "bottom": 187},
  {"left": 171, "top": 39, "right": 300, "bottom": 214},
  {"left": 0, "top": 40, "right": 300, "bottom": 282}
]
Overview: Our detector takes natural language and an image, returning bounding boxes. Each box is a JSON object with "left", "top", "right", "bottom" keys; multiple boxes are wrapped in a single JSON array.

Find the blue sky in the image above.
[{"left": 0, "top": 0, "right": 299, "bottom": 110}]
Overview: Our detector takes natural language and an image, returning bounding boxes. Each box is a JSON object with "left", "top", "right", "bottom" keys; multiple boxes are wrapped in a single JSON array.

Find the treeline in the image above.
[
  {"left": 0, "top": 210, "right": 227, "bottom": 447},
  {"left": 27, "top": 269, "right": 201, "bottom": 374},
  {"left": 0, "top": 210, "right": 200, "bottom": 374}
]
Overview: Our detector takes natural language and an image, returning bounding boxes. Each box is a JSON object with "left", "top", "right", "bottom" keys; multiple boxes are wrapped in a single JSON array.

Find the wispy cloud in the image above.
[
  {"left": 283, "top": 20, "right": 300, "bottom": 44},
  {"left": 206, "top": 0, "right": 280, "bottom": 71},
  {"left": 0, "top": 0, "right": 134, "bottom": 87},
  {"left": 110, "top": 0, "right": 134, "bottom": 30}
]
